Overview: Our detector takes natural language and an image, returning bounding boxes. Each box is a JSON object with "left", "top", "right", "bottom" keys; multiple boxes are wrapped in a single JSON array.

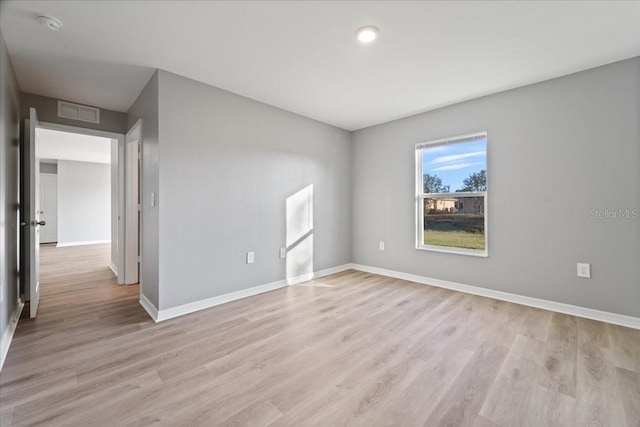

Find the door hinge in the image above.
[
  {"left": 137, "top": 203, "right": 141, "bottom": 211},
  {"left": 138, "top": 255, "right": 141, "bottom": 262}
]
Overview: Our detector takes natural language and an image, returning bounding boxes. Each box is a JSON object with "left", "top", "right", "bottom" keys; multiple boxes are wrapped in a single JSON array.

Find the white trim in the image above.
[
  {"left": 155, "top": 280, "right": 288, "bottom": 322},
  {"left": 1, "top": 300, "right": 24, "bottom": 371},
  {"left": 38, "top": 172, "right": 58, "bottom": 244},
  {"left": 415, "top": 147, "right": 422, "bottom": 249},
  {"left": 416, "top": 244, "right": 488, "bottom": 258},
  {"left": 38, "top": 121, "right": 121, "bottom": 140},
  {"left": 136, "top": 262, "right": 639, "bottom": 329},
  {"left": 286, "top": 264, "right": 353, "bottom": 285},
  {"left": 109, "top": 262, "right": 118, "bottom": 276},
  {"left": 349, "top": 263, "right": 640, "bottom": 330},
  {"left": 415, "top": 131, "right": 488, "bottom": 257},
  {"left": 287, "top": 274, "right": 315, "bottom": 286},
  {"left": 416, "top": 131, "right": 487, "bottom": 150},
  {"left": 124, "top": 120, "right": 141, "bottom": 285},
  {"left": 139, "top": 294, "right": 159, "bottom": 322},
  {"left": 56, "top": 240, "right": 110, "bottom": 247},
  {"left": 117, "top": 135, "right": 126, "bottom": 285},
  {"left": 126, "top": 119, "right": 142, "bottom": 141},
  {"left": 144, "top": 264, "right": 353, "bottom": 322}
]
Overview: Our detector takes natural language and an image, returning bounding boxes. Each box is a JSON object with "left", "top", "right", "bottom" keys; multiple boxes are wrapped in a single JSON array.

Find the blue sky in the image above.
[{"left": 422, "top": 138, "right": 486, "bottom": 192}]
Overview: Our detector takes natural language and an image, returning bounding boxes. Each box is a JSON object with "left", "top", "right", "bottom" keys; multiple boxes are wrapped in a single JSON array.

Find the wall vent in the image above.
[{"left": 57, "top": 100, "right": 100, "bottom": 124}]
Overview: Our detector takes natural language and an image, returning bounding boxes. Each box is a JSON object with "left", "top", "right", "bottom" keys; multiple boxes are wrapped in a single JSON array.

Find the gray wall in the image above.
[
  {"left": 126, "top": 72, "right": 159, "bottom": 307},
  {"left": 40, "top": 162, "right": 57, "bottom": 174},
  {"left": 352, "top": 57, "right": 640, "bottom": 318},
  {"left": 156, "top": 70, "right": 352, "bottom": 310},
  {"left": 20, "top": 92, "right": 126, "bottom": 134},
  {"left": 57, "top": 160, "right": 111, "bottom": 245},
  {"left": 0, "top": 32, "right": 21, "bottom": 355}
]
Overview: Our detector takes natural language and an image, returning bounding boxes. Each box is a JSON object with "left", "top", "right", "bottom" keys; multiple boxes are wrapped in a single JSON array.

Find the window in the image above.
[{"left": 415, "top": 132, "right": 488, "bottom": 256}]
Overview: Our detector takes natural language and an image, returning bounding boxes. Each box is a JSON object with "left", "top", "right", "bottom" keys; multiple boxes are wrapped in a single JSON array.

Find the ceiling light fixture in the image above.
[
  {"left": 356, "top": 26, "right": 380, "bottom": 43},
  {"left": 37, "top": 15, "right": 63, "bottom": 31}
]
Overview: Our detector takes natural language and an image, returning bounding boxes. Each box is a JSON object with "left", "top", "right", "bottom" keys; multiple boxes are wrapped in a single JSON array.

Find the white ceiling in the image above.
[
  {"left": 37, "top": 128, "right": 112, "bottom": 164},
  {"left": 2, "top": 1, "right": 639, "bottom": 131}
]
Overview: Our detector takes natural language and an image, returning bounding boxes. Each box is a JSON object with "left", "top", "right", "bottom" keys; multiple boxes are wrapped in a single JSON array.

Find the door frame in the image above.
[
  {"left": 31, "top": 121, "right": 129, "bottom": 284},
  {"left": 38, "top": 172, "right": 58, "bottom": 244},
  {"left": 124, "top": 120, "right": 141, "bottom": 285}
]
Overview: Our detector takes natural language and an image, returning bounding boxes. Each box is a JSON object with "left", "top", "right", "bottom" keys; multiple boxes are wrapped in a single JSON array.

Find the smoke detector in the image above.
[{"left": 37, "top": 15, "right": 63, "bottom": 31}]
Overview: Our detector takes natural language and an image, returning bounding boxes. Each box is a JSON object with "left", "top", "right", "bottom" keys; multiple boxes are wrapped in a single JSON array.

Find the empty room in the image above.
[{"left": 0, "top": 1, "right": 639, "bottom": 426}]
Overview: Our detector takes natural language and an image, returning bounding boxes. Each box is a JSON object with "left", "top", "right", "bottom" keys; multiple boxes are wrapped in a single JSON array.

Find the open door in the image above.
[{"left": 28, "top": 108, "right": 42, "bottom": 318}]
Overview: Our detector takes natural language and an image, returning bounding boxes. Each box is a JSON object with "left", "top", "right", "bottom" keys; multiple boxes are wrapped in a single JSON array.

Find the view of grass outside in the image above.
[
  {"left": 423, "top": 211, "right": 485, "bottom": 250},
  {"left": 424, "top": 229, "right": 484, "bottom": 249}
]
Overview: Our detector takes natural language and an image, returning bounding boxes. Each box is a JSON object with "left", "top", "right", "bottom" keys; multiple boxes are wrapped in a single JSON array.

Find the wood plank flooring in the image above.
[{"left": 1, "top": 243, "right": 639, "bottom": 426}]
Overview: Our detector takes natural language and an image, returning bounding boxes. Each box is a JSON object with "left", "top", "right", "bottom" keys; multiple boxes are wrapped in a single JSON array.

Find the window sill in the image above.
[{"left": 416, "top": 245, "right": 488, "bottom": 258}]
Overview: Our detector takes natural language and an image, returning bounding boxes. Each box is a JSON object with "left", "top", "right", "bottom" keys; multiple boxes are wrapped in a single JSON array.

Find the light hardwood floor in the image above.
[{"left": 1, "top": 244, "right": 639, "bottom": 426}]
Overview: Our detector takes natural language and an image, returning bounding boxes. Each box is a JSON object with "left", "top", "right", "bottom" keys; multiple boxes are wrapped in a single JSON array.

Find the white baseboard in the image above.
[
  {"left": 136, "top": 262, "right": 640, "bottom": 329},
  {"left": 155, "top": 280, "right": 288, "bottom": 322},
  {"left": 349, "top": 263, "right": 640, "bottom": 330},
  {"left": 287, "top": 273, "right": 316, "bottom": 285},
  {"left": 143, "top": 264, "right": 353, "bottom": 323},
  {"left": 139, "top": 294, "right": 159, "bottom": 322},
  {"left": 109, "top": 262, "right": 118, "bottom": 276},
  {"left": 1, "top": 300, "right": 24, "bottom": 371},
  {"left": 57, "top": 240, "right": 110, "bottom": 248},
  {"left": 287, "top": 264, "right": 353, "bottom": 285}
]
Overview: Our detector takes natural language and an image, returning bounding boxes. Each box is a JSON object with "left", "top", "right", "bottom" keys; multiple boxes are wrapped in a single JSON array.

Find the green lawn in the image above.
[{"left": 424, "top": 230, "right": 485, "bottom": 250}]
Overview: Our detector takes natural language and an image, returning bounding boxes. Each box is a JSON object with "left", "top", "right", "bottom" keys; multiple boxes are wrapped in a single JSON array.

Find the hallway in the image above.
[
  {"left": 0, "top": 244, "right": 145, "bottom": 425},
  {"left": 37, "top": 243, "right": 136, "bottom": 310}
]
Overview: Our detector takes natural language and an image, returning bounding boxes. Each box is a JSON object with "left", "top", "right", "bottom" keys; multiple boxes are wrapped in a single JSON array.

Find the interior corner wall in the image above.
[
  {"left": 351, "top": 57, "right": 640, "bottom": 318},
  {"left": 57, "top": 160, "right": 111, "bottom": 245},
  {"left": 0, "top": 31, "right": 21, "bottom": 356},
  {"left": 126, "top": 71, "right": 159, "bottom": 308},
  {"left": 156, "top": 70, "right": 352, "bottom": 310}
]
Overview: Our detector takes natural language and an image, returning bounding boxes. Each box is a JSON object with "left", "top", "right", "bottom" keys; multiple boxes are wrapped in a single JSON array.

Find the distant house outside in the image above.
[{"left": 424, "top": 196, "right": 484, "bottom": 214}]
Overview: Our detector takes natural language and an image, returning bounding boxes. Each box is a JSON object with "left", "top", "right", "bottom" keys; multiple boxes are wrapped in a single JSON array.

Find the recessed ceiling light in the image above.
[
  {"left": 356, "top": 26, "right": 380, "bottom": 43},
  {"left": 37, "top": 15, "right": 63, "bottom": 31}
]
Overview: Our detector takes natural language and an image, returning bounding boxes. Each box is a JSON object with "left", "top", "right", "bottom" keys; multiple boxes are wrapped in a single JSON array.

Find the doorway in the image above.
[
  {"left": 37, "top": 128, "right": 114, "bottom": 249},
  {"left": 20, "top": 109, "right": 140, "bottom": 318}
]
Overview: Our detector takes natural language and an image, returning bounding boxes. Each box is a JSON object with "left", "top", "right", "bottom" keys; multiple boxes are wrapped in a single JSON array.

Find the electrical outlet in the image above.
[
  {"left": 379, "top": 241, "right": 385, "bottom": 251},
  {"left": 279, "top": 248, "right": 287, "bottom": 259},
  {"left": 577, "top": 262, "right": 591, "bottom": 278},
  {"left": 247, "top": 251, "right": 254, "bottom": 264}
]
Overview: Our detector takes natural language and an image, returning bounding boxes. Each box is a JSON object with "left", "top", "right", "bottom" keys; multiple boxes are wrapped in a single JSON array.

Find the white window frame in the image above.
[{"left": 415, "top": 131, "right": 488, "bottom": 257}]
